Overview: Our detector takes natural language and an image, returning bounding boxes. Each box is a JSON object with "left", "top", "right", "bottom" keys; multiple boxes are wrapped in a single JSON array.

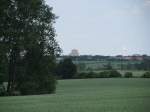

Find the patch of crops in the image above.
[{"left": 0, "top": 78, "right": 150, "bottom": 112}]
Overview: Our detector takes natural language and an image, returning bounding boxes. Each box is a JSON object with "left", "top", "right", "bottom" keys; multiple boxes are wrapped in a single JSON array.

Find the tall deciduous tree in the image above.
[
  {"left": 56, "top": 58, "right": 77, "bottom": 79},
  {"left": 0, "top": 0, "right": 60, "bottom": 95}
]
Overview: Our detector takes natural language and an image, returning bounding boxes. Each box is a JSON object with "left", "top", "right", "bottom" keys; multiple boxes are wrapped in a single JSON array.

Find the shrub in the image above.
[
  {"left": 0, "top": 85, "right": 5, "bottom": 96},
  {"left": 109, "top": 70, "right": 122, "bottom": 78},
  {"left": 75, "top": 72, "right": 97, "bottom": 79},
  {"left": 98, "top": 71, "right": 110, "bottom": 78},
  {"left": 75, "top": 70, "right": 122, "bottom": 79},
  {"left": 56, "top": 58, "right": 77, "bottom": 79},
  {"left": 0, "top": 74, "right": 8, "bottom": 96},
  {"left": 19, "top": 81, "right": 38, "bottom": 95},
  {"left": 141, "top": 72, "right": 150, "bottom": 78},
  {"left": 38, "top": 75, "right": 57, "bottom": 94},
  {"left": 74, "top": 72, "right": 87, "bottom": 79},
  {"left": 19, "top": 75, "right": 56, "bottom": 95},
  {"left": 87, "top": 72, "right": 97, "bottom": 78},
  {"left": 124, "top": 72, "right": 133, "bottom": 78},
  {"left": 0, "top": 84, "right": 8, "bottom": 96}
]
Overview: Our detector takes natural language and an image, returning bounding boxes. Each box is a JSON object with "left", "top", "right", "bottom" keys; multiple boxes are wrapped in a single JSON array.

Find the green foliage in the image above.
[
  {"left": 124, "top": 72, "right": 133, "bottom": 78},
  {"left": 74, "top": 72, "right": 88, "bottom": 79},
  {"left": 17, "top": 48, "right": 57, "bottom": 95},
  {"left": 141, "top": 72, "right": 150, "bottom": 78},
  {"left": 0, "top": 50, "right": 8, "bottom": 84},
  {"left": 74, "top": 72, "right": 97, "bottom": 79},
  {"left": 75, "top": 70, "right": 122, "bottom": 79},
  {"left": 19, "top": 82, "right": 38, "bottom": 95},
  {"left": 19, "top": 75, "right": 56, "bottom": 95},
  {"left": 0, "top": 0, "right": 60, "bottom": 95},
  {"left": 0, "top": 73, "right": 4, "bottom": 84},
  {"left": 98, "top": 71, "right": 110, "bottom": 78},
  {"left": 99, "top": 70, "right": 122, "bottom": 78},
  {"left": 56, "top": 58, "right": 77, "bottom": 79},
  {"left": 0, "top": 85, "right": 6, "bottom": 96}
]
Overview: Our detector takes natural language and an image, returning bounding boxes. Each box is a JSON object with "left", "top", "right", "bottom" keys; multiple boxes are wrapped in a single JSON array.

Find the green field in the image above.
[
  {"left": 0, "top": 78, "right": 150, "bottom": 112},
  {"left": 75, "top": 60, "right": 142, "bottom": 71}
]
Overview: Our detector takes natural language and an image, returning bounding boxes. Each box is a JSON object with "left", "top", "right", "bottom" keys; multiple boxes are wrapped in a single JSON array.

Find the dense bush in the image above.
[
  {"left": 99, "top": 70, "right": 122, "bottom": 78},
  {"left": 141, "top": 72, "right": 150, "bottom": 78},
  {"left": 38, "top": 75, "right": 57, "bottom": 94},
  {"left": 87, "top": 72, "right": 97, "bottom": 78},
  {"left": 124, "top": 72, "right": 133, "bottom": 78},
  {"left": 0, "top": 82, "right": 8, "bottom": 96},
  {"left": 56, "top": 58, "right": 77, "bottom": 79},
  {"left": 74, "top": 72, "right": 96, "bottom": 79},
  {"left": 0, "top": 85, "right": 5, "bottom": 96},
  {"left": 109, "top": 70, "right": 122, "bottom": 78},
  {"left": 98, "top": 71, "right": 110, "bottom": 78},
  {"left": 19, "top": 81, "right": 39, "bottom": 95},
  {"left": 74, "top": 70, "right": 122, "bottom": 79},
  {"left": 19, "top": 75, "right": 57, "bottom": 95}
]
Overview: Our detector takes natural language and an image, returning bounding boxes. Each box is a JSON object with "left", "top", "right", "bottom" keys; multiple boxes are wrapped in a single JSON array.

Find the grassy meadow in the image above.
[
  {"left": 0, "top": 78, "right": 150, "bottom": 112},
  {"left": 75, "top": 60, "right": 142, "bottom": 70}
]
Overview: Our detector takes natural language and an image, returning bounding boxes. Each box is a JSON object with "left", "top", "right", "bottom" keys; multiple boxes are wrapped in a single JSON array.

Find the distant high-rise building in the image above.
[{"left": 69, "top": 49, "right": 79, "bottom": 56}]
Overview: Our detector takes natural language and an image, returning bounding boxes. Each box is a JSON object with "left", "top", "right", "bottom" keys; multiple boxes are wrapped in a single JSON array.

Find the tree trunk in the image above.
[{"left": 7, "top": 45, "right": 18, "bottom": 95}]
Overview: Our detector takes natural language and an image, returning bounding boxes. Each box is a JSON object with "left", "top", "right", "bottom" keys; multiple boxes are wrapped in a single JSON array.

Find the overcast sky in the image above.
[{"left": 46, "top": 0, "right": 150, "bottom": 56}]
